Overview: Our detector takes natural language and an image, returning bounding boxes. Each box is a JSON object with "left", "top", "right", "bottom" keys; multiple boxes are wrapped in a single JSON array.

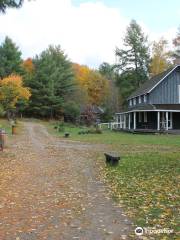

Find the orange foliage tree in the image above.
[
  {"left": 73, "top": 63, "right": 109, "bottom": 105},
  {"left": 22, "top": 58, "right": 35, "bottom": 74},
  {"left": 0, "top": 74, "right": 31, "bottom": 111}
]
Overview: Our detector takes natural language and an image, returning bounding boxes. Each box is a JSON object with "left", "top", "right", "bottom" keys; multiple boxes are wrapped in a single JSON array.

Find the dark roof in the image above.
[
  {"left": 128, "top": 65, "right": 180, "bottom": 99},
  {"left": 128, "top": 104, "right": 156, "bottom": 111},
  {"left": 154, "top": 104, "right": 180, "bottom": 111},
  {"left": 80, "top": 105, "right": 104, "bottom": 114},
  {"left": 118, "top": 104, "right": 180, "bottom": 112}
]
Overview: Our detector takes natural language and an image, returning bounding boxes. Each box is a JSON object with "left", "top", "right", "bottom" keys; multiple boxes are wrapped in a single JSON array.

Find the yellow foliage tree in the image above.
[
  {"left": 73, "top": 63, "right": 109, "bottom": 105},
  {"left": 0, "top": 75, "right": 31, "bottom": 110},
  {"left": 150, "top": 38, "right": 172, "bottom": 77},
  {"left": 22, "top": 58, "right": 35, "bottom": 74}
]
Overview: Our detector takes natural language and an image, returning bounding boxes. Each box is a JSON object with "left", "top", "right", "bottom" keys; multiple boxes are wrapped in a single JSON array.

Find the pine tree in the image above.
[
  {"left": 0, "top": 0, "right": 24, "bottom": 13},
  {"left": 26, "top": 45, "right": 75, "bottom": 118},
  {"left": 99, "top": 62, "right": 120, "bottom": 114},
  {"left": 0, "top": 36, "right": 23, "bottom": 78},
  {"left": 115, "top": 20, "right": 150, "bottom": 103}
]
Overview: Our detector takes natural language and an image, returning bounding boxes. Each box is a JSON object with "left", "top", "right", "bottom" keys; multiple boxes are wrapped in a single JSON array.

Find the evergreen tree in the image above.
[
  {"left": 0, "top": 36, "right": 23, "bottom": 78},
  {"left": 99, "top": 62, "right": 120, "bottom": 114},
  {"left": 0, "top": 0, "right": 24, "bottom": 13},
  {"left": 26, "top": 45, "right": 75, "bottom": 118},
  {"left": 115, "top": 20, "right": 150, "bottom": 103},
  {"left": 99, "top": 62, "right": 115, "bottom": 81}
]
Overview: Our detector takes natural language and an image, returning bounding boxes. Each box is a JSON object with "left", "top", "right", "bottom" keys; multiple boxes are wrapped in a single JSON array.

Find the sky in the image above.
[{"left": 0, "top": 0, "right": 179, "bottom": 68}]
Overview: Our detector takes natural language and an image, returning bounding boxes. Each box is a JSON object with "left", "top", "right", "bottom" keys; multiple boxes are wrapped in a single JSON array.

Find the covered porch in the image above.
[{"left": 115, "top": 110, "right": 180, "bottom": 132}]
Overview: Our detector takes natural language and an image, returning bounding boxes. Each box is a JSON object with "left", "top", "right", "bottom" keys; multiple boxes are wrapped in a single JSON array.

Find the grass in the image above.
[
  {"left": 48, "top": 122, "right": 180, "bottom": 147},
  {"left": 104, "top": 153, "right": 179, "bottom": 239},
  {"left": 0, "top": 118, "right": 12, "bottom": 134},
  {"left": 48, "top": 122, "right": 180, "bottom": 239}
]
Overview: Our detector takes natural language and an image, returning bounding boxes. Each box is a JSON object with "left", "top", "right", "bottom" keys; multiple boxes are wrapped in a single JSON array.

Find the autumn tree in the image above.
[
  {"left": 172, "top": 26, "right": 180, "bottom": 65},
  {"left": 22, "top": 58, "right": 35, "bottom": 74},
  {"left": 0, "top": 36, "right": 23, "bottom": 78},
  {"left": 115, "top": 20, "right": 150, "bottom": 103},
  {"left": 25, "top": 45, "right": 75, "bottom": 118},
  {"left": 0, "top": 75, "right": 31, "bottom": 118},
  {"left": 73, "top": 63, "right": 109, "bottom": 106},
  {"left": 22, "top": 58, "right": 35, "bottom": 87},
  {"left": 150, "top": 38, "right": 172, "bottom": 76}
]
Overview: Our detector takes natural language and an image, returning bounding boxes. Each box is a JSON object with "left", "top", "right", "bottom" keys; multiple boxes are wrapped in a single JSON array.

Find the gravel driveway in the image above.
[{"left": 0, "top": 122, "right": 132, "bottom": 240}]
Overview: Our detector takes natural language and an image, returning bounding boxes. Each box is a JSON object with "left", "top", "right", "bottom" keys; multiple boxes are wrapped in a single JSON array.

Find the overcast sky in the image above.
[{"left": 0, "top": 0, "right": 179, "bottom": 68}]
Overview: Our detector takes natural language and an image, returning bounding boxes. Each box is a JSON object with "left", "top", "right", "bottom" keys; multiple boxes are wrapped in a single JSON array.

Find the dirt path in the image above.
[{"left": 0, "top": 122, "right": 132, "bottom": 240}]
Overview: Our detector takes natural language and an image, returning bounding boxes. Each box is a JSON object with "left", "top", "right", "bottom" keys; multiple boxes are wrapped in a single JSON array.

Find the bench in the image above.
[
  {"left": 104, "top": 152, "right": 120, "bottom": 166},
  {"left": 64, "top": 132, "right": 70, "bottom": 138}
]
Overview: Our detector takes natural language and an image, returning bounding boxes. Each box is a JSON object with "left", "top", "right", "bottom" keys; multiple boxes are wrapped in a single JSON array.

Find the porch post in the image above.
[
  {"left": 157, "top": 111, "right": 160, "bottom": 131},
  {"left": 120, "top": 114, "right": 122, "bottom": 129},
  {"left": 128, "top": 113, "right": 131, "bottom": 130},
  {"left": 170, "top": 112, "right": 173, "bottom": 129},
  {"left": 166, "top": 112, "right": 168, "bottom": 131},
  {"left": 133, "top": 112, "right": 136, "bottom": 130},
  {"left": 124, "top": 114, "right": 126, "bottom": 129}
]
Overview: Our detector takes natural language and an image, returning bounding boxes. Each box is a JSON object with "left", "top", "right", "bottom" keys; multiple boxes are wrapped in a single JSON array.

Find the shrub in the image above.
[{"left": 63, "top": 101, "right": 80, "bottom": 123}]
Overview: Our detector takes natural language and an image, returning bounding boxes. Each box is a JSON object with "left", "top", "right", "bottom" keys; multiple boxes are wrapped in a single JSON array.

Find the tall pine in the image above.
[
  {"left": 115, "top": 20, "right": 150, "bottom": 102},
  {"left": 0, "top": 36, "right": 23, "bottom": 78},
  {"left": 0, "top": 0, "right": 24, "bottom": 13},
  {"left": 26, "top": 45, "right": 75, "bottom": 118}
]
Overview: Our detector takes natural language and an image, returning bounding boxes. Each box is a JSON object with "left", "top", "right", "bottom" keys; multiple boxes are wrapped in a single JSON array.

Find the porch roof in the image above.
[{"left": 116, "top": 104, "right": 180, "bottom": 114}]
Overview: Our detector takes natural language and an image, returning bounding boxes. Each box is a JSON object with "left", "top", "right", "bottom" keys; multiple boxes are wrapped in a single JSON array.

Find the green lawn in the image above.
[
  {"left": 48, "top": 122, "right": 180, "bottom": 147},
  {"left": 48, "top": 122, "right": 180, "bottom": 239},
  {"left": 0, "top": 119, "right": 12, "bottom": 134}
]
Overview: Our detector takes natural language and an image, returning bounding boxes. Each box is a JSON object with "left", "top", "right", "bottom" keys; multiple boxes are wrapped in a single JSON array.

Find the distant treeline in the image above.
[{"left": 0, "top": 20, "right": 179, "bottom": 122}]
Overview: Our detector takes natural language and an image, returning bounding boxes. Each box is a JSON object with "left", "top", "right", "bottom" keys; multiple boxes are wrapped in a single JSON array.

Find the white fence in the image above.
[{"left": 98, "top": 122, "right": 123, "bottom": 130}]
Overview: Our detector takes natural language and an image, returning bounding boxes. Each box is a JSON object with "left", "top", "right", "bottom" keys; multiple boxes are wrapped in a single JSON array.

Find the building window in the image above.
[
  {"left": 139, "top": 112, "right": 142, "bottom": 122},
  {"left": 139, "top": 96, "right": 142, "bottom": 104},
  {"left": 144, "top": 94, "right": 147, "bottom": 103},
  {"left": 133, "top": 98, "right": 136, "bottom": 105},
  {"left": 178, "top": 85, "right": 180, "bottom": 103},
  {"left": 144, "top": 112, "right": 147, "bottom": 122},
  {"left": 129, "top": 99, "right": 132, "bottom": 106}
]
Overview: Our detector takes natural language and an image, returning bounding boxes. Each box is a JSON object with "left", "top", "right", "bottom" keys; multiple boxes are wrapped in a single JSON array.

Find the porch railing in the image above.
[{"left": 98, "top": 122, "right": 125, "bottom": 130}]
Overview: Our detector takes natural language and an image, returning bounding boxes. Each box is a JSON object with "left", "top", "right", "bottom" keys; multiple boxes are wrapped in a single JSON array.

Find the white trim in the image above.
[
  {"left": 148, "top": 65, "right": 180, "bottom": 93},
  {"left": 144, "top": 94, "right": 147, "bottom": 103},
  {"left": 116, "top": 109, "right": 180, "bottom": 115},
  {"left": 133, "top": 112, "right": 136, "bottom": 130},
  {"left": 124, "top": 114, "right": 126, "bottom": 129},
  {"left": 128, "top": 113, "right": 131, "bottom": 129},
  {"left": 166, "top": 112, "right": 169, "bottom": 131},
  {"left": 157, "top": 112, "right": 160, "bottom": 131},
  {"left": 127, "top": 65, "right": 180, "bottom": 100},
  {"left": 133, "top": 98, "right": 136, "bottom": 105},
  {"left": 170, "top": 112, "right": 173, "bottom": 129}
]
